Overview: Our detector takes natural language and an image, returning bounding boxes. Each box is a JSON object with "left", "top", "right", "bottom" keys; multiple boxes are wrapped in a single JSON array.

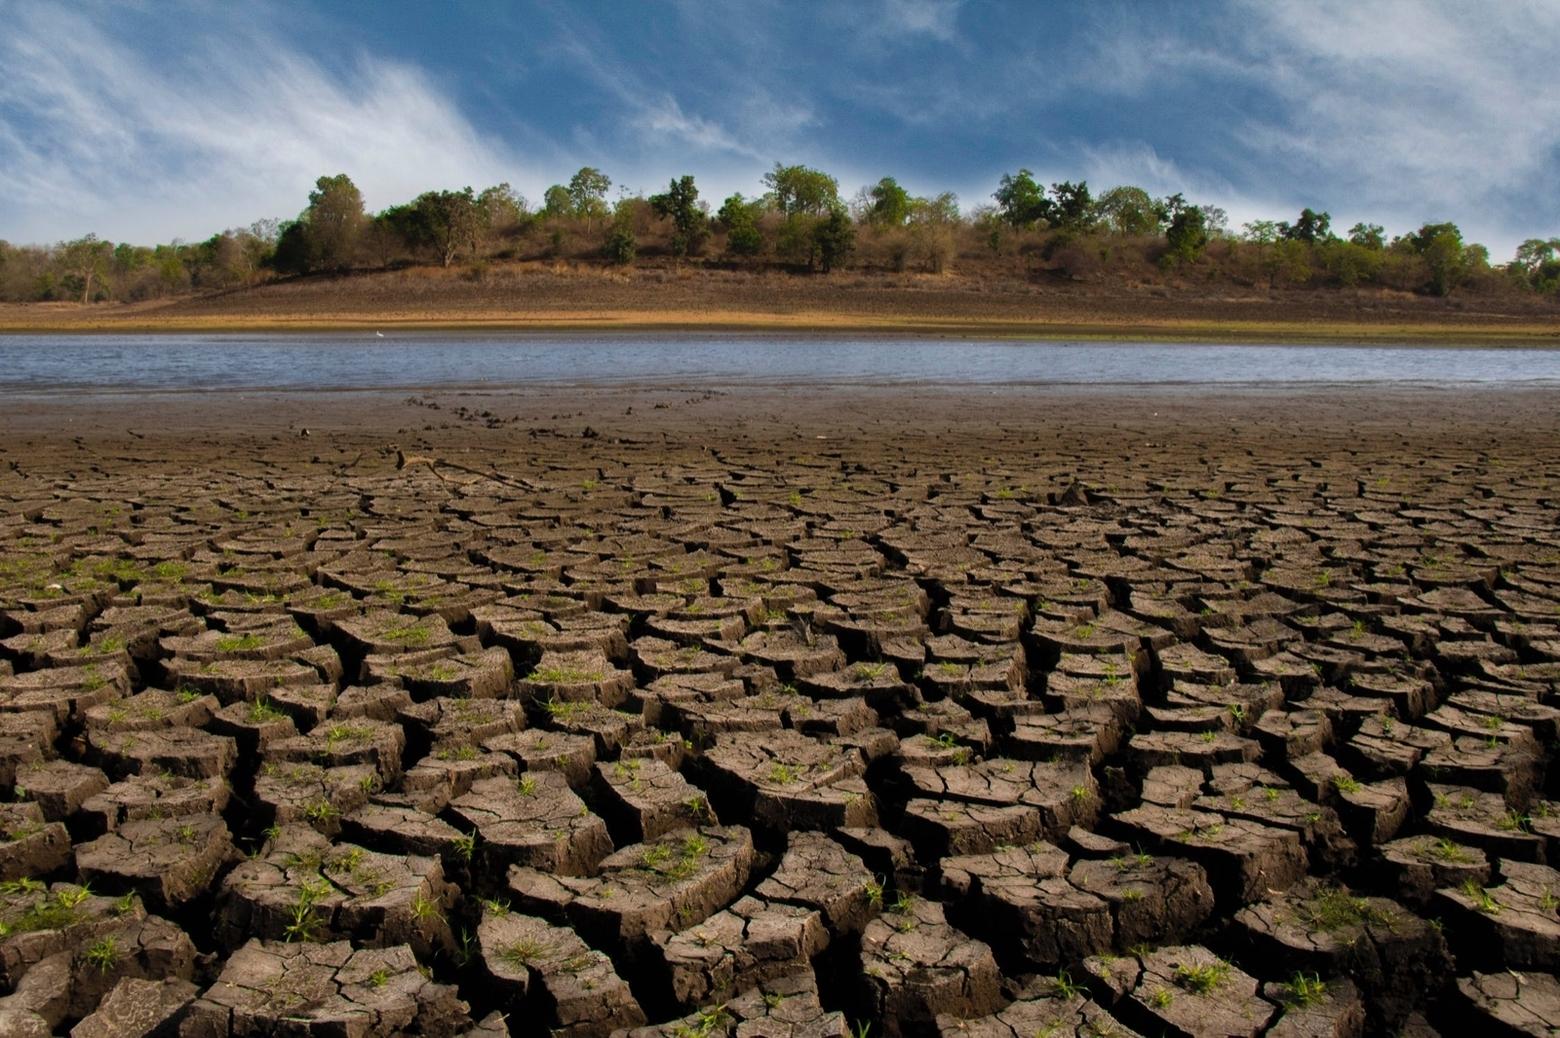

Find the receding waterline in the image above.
[{"left": 0, "top": 334, "right": 1556, "bottom": 394}]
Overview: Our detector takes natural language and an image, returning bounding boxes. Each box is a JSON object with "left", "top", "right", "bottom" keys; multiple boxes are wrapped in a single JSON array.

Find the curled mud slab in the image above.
[{"left": 0, "top": 384, "right": 1557, "bottom": 1034}]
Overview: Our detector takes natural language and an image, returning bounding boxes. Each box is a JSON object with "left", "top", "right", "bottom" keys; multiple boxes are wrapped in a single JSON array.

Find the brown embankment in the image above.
[{"left": 3, "top": 262, "right": 1557, "bottom": 342}]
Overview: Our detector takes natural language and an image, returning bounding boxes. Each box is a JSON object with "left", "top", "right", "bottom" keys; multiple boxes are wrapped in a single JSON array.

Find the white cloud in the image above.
[
  {"left": 881, "top": 0, "right": 963, "bottom": 44},
  {"left": 1084, "top": 1, "right": 1560, "bottom": 256},
  {"left": 0, "top": 5, "right": 533, "bottom": 244}
]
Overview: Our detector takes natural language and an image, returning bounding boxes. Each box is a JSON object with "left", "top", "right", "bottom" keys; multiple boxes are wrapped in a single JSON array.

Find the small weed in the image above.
[
  {"left": 500, "top": 937, "right": 551, "bottom": 967},
  {"left": 1174, "top": 959, "right": 1230, "bottom": 994},
  {"left": 247, "top": 698, "right": 287, "bottom": 723},
  {"left": 1148, "top": 987, "right": 1173, "bottom": 1008},
  {"left": 1280, "top": 971, "right": 1327, "bottom": 1009},
  {"left": 1425, "top": 837, "right": 1469, "bottom": 863},
  {"left": 83, "top": 936, "right": 119, "bottom": 973},
  {"left": 1461, "top": 879, "right": 1500, "bottom": 914}
]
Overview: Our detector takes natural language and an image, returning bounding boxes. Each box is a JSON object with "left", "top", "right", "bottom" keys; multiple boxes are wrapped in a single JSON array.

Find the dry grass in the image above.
[{"left": 2, "top": 262, "right": 1556, "bottom": 344}]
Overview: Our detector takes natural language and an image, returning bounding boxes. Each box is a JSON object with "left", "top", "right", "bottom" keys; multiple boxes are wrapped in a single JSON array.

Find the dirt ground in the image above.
[
  {"left": 0, "top": 384, "right": 1556, "bottom": 1036},
  {"left": 4, "top": 262, "right": 1559, "bottom": 343}
]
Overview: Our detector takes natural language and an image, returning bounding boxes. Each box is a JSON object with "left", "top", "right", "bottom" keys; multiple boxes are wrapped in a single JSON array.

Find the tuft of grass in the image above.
[
  {"left": 216, "top": 632, "right": 264, "bottom": 653},
  {"left": 500, "top": 937, "right": 551, "bottom": 968},
  {"left": 1279, "top": 971, "right": 1327, "bottom": 1009},
  {"left": 83, "top": 935, "right": 119, "bottom": 973},
  {"left": 1174, "top": 958, "right": 1230, "bottom": 994},
  {"left": 1461, "top": 879, "right": 1500, "bottom": 914}
]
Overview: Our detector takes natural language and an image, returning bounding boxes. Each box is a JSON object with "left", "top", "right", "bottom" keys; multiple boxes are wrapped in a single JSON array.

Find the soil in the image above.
[
  {"left": 0, "top": 382, "right": 1556, "bottom": 1034},
  {"left": 2, "top": 263, "right": 1559, "bottom": 344}
]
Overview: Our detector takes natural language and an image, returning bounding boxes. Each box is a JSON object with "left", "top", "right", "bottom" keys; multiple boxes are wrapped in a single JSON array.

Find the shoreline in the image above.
[{"left": 3, "top": 302, "right": 1558, "bottom": 346}]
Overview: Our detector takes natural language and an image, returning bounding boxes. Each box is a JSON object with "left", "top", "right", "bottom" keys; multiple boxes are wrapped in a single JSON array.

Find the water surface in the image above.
[{"left": 0, "top": 334, "right": 1555, "bottom": 394}]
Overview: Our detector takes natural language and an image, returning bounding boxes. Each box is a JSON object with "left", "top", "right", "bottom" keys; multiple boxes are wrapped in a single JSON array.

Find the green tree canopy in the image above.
[
  {"left": 993, "top": 169, "right": 1048, "bottom": 227},
  {"left": 1095, "top": 186, "right": 1161, "bottom": 236},
  {"left": 717, "top": 194, "right": 764, "bottom": 256},
  {"left": 1408, "top": 222, "right": 1467, "bottom": 296},
  {"left": 303, "top": 173, "right": 366, "bottom": 271},
  {"left": 1160, "top": 195, "right": 1210, "bottom": 265},
  {"left": 1348, "top": 223, "right": 1385, "bottom": 249},
  {"left": 58, "top": 234, "right": 113, "bottom": 303},
  {"left": 813, "top": 206, "right": 856, "bottom": 273},
  {"left": 567, "top": 167, "right": 611, "bottom": 221},
  {"left": 409, "top": 188, "right": 484, "bottom": 267},
  {"left": 649, "top": 175, "right": 708, "bottom": 257},
  {"left": 866, "top": 177, "right": 912, "bottom": 226},
  {"left": 763, "top": 164, "right": 840, "bottom": 217},
  {"left": 1279, "top": 208, "right": 1333, "bottom": 244}
]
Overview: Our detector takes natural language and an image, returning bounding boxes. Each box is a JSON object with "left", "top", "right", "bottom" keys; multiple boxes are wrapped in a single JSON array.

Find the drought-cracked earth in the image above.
[{"left": 0, "top": 385, "right": 1556, "bottom": 1037}]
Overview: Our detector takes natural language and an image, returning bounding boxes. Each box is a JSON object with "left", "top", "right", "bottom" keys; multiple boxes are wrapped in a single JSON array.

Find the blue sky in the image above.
[{"left": 2, "top": 0, "right": 1557, "bottom": 258}]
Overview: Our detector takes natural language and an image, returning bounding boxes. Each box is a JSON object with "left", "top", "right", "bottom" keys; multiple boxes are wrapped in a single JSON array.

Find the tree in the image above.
[
  {"left": 478, "top": 183, "right": 527, "bottom": 241},
  {"left": 542, "top": 185, "right": 573, "bottom": 218},
  {"left": 1095, "top": 186, "right": 1161, "bottom": 236},
  {"left": 1160, "top": 196, "right": 1209, "bottom": 265},
  {"left": 1513, "top": 238, "right": 1560, "bottom": 293},
  {"left": 901, "top": 192, "right": 959, "bottom": 273},
  {"left": 1047, "top": 180, "right": 1095, "bottom": 231},
  {"left": 303, "top": 174, "right": 366, "bottom": 271},
  {"left": 993, "top": 169, "right": 1048, "bottom": 227},
  {"left": 865, "top": 177, "right": 911, "bottom": 226},
  {"left": 717, "top": 194, "right": 763, "bottom": 256},
  {"left": 1278, "top": 208, "right": 1332, "bottom": 244},
  {"left": 763, "top": 164, "right": 840, "bottom": 217},
  {"left": 1409, "top": 222, "right": 1467, "bottom": 296},
  {"left": 567, "top": 167, "right": 611, "bottom": 221},
  {"left": 813, "top": 206, "right": 856, "bottom": 273},
  {"left": 603, "top": 199, "right": 637, "bottom": 264},
  {"left": 1242, "top": 220, "right": 1281, "bottom": 245},
  {"left": 408, "top": 188, "right": 484, "bottom": 267},
  {"left": 1348, "top": 223, "right": 1385, "bottom": 249},
  {"left": 649, "top": 175, "right": 708, "bottom": 258},
  {"left": 58, "top": 234, "right": 112, "bottom": 303}
]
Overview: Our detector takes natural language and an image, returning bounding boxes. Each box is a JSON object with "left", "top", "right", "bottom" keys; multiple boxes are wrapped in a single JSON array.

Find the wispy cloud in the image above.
[
  {"left": 0, "top": 4, "right": 528, "bottom": 244},
  {"left": 1065, "top": 0, "right": 1560, "bottom": 254}
]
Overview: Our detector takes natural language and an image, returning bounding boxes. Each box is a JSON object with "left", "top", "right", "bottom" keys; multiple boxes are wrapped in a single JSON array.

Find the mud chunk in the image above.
[
  {"left": 75, "top": 814, "right": 236, "bottom": 911},
  {"left": 1113, "top": 805, "right": 1307, "bottom": 906},
  {"left": 1084, "top": 943, "right": 1272, "bottom": 1038},
  {"left": 648, "top": 895, "right": 827, "bottom": 1012},
  {"left": 590, "top": 756, "right": 715, "bottom": 843},
  {"left": 180, "top": 940, "right": 470, "bottom": 1037},
  {"left": 508, "top": 825, "right": 753, "bottom": 951},
  {"left": 476, "top": 908, "right": 645, "bottom": 1037},
  {"left": 754, "top": 830, "right": 879, "bottom": 936},
  {"left": 214, "top": 826, "right": 457, "bottom": 956},
  {"left": 68, "top": 976, "right": 199, "bottom": 1038},
  {"left": 855, "top": 894, "right": 1003, "bottom": 1038},
  {"left": 447, "top": 771, "right": 611, "bottom": 879},
  {"left": 1435, "top": 859, "right": 1560, "bottom": 971},
  {"left": 1451, "top": 969, "right": 1560, "bottom": 1036},
  {"left": 1234, "top": 881, "right": 1451, "bottom": 1028},
  {"left": 0, "top": 803, "right": 70, "bottom": 881}
]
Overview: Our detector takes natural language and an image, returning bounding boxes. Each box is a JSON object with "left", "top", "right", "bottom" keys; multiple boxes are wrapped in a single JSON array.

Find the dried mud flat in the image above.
[{"left": 0, "top": 384, "right": 1557, "bottom": 1036}]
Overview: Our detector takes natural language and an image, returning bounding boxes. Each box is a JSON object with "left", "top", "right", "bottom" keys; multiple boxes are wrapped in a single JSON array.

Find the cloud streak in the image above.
[
  {"left": 0, "top": 4, "right": 527, "bottom": 244},
  {"left": 0, "top": 1, "right": 1554, "bottom": 259}
]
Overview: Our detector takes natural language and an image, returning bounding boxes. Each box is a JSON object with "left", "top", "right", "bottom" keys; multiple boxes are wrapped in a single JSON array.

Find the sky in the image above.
[{"left": 2, "top": 0, "right": 1557, "bottom": 260}]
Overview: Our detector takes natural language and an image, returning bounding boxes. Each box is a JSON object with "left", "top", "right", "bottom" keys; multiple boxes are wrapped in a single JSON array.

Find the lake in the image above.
[{"left": 0, "top": 334, "right": 1556, "bottom": 394}]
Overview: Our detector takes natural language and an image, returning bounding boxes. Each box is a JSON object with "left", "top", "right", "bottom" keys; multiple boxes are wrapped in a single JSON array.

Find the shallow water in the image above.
[{"left": 0, "top": 334, "right": 1556, "bottom": 393}]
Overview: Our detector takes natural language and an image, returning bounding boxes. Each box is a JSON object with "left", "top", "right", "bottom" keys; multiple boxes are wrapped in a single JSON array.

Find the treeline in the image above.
[{"left": 3, "top": 164, "right": 1558, "bottom": 303}]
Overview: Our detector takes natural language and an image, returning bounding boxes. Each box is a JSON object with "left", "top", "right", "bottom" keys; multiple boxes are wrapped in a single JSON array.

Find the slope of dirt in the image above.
[{"left": 3, "top": 262, "right": 1558, "bottom": 342}]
